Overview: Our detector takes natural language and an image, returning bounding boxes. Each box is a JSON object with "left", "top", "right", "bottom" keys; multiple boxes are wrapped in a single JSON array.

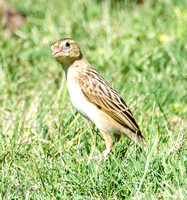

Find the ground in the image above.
[{"left": 0, "top": 0, "right": 186, "bottom": 199}]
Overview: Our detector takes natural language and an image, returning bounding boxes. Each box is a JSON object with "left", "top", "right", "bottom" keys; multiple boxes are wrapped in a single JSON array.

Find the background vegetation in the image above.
[{"left": 0, "top": 0, "right": 186, "bottom": 199}]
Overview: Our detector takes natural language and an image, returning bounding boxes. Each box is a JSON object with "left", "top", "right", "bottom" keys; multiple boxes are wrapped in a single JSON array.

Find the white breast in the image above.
[
  {"left": 65, "top": 67, "right": 121, "bottom": 134},
  {"left": 66, "top": 71, "right": 99, "bottom": 124}
]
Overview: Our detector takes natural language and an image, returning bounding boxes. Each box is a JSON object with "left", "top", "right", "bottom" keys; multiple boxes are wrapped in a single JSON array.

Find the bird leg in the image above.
[
  {"left": 114, "top": 133, "right": 121, "bottom": 143},
  {"left": 78, "top": 131, "right": 121, "bottom": 162},
  {"left": 77, "top": 129, "right": 113, "bottom": 162},
  {"left": 99, "top": 129, "right": 113, "bottom": 158}
]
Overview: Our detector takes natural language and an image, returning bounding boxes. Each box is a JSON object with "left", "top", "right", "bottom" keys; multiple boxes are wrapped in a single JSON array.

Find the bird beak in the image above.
[{"left": 51, "top": 46, "right": 66, "bottom": 58}]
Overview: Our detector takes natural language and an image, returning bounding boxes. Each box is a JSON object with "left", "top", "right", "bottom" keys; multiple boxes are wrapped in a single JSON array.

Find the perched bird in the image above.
[{"left": 51, "top": 38, "right": 146, "bottom": 158}]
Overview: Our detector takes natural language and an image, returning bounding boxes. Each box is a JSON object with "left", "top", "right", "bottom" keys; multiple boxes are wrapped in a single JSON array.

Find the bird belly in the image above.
[
  {"left": 68, "top": 85, "right": 99, "bottom": 122},
  {"left": 67, "top": 83, "right": 122, "bottom": 134}
]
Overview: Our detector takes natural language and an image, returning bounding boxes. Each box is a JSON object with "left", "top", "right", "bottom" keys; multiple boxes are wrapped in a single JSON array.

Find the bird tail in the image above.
[{"left": 122, "top": 129, "right": 147, "bottom": 149}]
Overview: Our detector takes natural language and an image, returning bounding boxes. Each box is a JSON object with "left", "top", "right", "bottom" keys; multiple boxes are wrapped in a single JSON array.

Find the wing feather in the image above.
[{"left": 79, "top": 67, "right": 144, "bottom": 138}]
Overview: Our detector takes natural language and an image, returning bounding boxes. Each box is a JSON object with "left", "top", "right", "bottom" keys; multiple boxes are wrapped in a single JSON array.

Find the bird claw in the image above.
[
  {"left": 76, "top": 149, "right": 110, "bottom": 163},
  {"left": 93, "top": 149, "right": 110, "bottom": 161}
]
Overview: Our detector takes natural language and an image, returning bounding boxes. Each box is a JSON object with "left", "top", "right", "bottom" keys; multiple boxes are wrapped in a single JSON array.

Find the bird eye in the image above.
[
  {"left": 62, "top": 42, "right": 71, "bottom": 51},
  {"left": 66, "top": 42, "right": 70, "bottom": 47}
]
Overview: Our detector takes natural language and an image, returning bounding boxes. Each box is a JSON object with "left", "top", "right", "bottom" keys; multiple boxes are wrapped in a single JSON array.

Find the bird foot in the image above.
[
  {"left": 93, "top": 149, "right": 110, "bottom": 161},
  {"left": 76, "top": 149, "right": 110, "bottom": 163}
]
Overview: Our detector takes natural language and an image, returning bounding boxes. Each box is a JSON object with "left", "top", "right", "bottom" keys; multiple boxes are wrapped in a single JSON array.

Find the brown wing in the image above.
[{"left": 78, "top": 66, "right": 144, "bottom": 138}]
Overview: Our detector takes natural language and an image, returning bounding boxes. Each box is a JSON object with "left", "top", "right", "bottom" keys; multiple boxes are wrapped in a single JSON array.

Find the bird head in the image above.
[{"left": 51, "top": 38, "right": 82, "bottom": 67}]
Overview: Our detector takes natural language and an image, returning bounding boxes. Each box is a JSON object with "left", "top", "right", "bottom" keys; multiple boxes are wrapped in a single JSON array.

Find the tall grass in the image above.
[{"left": 0, "top": 0, "right": 186, "bottom": 199}]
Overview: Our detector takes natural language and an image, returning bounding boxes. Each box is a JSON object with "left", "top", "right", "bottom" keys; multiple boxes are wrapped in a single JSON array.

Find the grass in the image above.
[{"left": 0, "top": 0, "right": 186, "bottom": 199}]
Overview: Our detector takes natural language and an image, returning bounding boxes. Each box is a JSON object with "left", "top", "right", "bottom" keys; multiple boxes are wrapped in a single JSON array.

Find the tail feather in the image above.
[{"left": 122, "top": 128, "right": 147, "bottom": 149}]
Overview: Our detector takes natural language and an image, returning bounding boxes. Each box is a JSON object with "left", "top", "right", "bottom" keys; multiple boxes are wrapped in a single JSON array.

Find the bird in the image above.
[{"left": 51, "top": 38, "right": 146, "bottom": 158}]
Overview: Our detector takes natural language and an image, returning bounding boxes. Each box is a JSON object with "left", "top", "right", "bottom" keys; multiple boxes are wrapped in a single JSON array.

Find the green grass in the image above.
[{"left": 0, "top": 0, "right": 186, "bottom": 199}]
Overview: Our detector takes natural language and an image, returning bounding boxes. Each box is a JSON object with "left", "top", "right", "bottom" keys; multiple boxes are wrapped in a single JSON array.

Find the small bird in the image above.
[{"left": 51, "top": 38, "right": 146, "bottom": 158}]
